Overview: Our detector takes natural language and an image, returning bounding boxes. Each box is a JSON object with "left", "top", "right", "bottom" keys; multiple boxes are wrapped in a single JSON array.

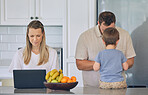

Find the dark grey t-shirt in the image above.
[{"left": 95, "top": 49, "right": 127, "bottom": 82}]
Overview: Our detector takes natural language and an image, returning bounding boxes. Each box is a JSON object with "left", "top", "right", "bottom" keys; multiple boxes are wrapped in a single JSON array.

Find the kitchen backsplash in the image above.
[{"left": 0, "top": 26, "right": 63, "bottom": 66}]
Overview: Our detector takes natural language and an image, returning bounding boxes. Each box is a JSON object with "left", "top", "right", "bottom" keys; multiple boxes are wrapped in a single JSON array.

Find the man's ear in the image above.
[
  {"left": 97, "top": 21, "right": 100, "bottom": 26},
  {"left": 116, "top": 40, "right": 119, "bottom": 45},
  {"left": 102, "top": 39, "right": 106, "bottom": 45}
]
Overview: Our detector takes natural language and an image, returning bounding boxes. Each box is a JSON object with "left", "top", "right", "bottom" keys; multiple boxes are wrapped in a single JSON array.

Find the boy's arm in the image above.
[
  {"left": 122, "top": 62, "right": 129, "bottom": 71},
  {"left": 93, "top": 62, "right": 100, "bottom": 71}
]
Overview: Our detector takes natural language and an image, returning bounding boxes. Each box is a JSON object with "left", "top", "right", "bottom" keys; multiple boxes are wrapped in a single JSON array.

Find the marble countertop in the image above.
[{"left": 0, "top": 86, "right": 148, "bottom": 95}]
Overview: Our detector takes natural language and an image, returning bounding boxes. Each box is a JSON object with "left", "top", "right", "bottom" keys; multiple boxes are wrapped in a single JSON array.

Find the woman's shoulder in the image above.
[
  {"left": 46, "top": 46, "right": 57, "bottom": 53},
  {"left": 12, "top": 47, "right": 25, "bottom": 58},
  {"left": 16, "top": 47, "right": 25, "bottom": 55}
]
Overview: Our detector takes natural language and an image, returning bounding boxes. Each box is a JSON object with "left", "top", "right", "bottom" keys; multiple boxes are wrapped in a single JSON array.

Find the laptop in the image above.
[{"left": 13, "top": 69, "right": 46, "bottom": 89}]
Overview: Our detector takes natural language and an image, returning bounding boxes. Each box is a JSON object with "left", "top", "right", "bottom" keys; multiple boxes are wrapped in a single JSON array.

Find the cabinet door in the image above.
[
  {"left": 36, "top": 0, "right": 64, "bottom": 25},
  {"left": 63, "top": 0, "right": 96, "bottom": 87},
  {"left": 67, "top": 0, "right": 89, "bottom": 58},
  {"left": 63, "top": 0, "right": 89, "bottom": 87},
  {"left": 0, "top": 0, "right": 34, "bottom": 25},
  {"left": 67, "top": 62, "right": 83, "bottom": 87}
]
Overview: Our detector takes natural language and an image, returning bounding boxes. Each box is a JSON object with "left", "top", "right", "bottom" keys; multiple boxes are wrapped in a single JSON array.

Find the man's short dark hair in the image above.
[
  {"left": 102, "top": 27, "right": 119, "bottom": 46},
  {"left": 99, "top": 11, "right": 116, "bottom": 26}
]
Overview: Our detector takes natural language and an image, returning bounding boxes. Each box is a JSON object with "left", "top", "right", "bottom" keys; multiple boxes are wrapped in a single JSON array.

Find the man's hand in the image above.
[{"left": 127, "top": 57, "right": 134, "bottom": 69}]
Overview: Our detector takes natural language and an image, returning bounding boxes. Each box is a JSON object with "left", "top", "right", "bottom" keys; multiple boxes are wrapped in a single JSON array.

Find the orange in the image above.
[
  {"left": 63, "top": 76, "right": 69, "bottom": 80},
  {"left": 71, "top": 76, "right": 77, "bottom": 82},
  {"left": 67, "top": 79, "right": 73, "bottom": 83},
  {"left": 61, "top": 77, "right": 68, "bottom": 83}
]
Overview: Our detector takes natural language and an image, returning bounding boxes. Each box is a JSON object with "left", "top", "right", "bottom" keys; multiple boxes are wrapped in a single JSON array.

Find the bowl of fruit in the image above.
[{"left": 44, "top": 69, "right": 78, "bottom": 91}]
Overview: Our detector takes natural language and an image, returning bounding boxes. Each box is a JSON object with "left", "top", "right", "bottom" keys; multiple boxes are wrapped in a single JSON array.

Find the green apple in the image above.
[{"left": 51, "top": 80, "right": 58, "bottom": 83}]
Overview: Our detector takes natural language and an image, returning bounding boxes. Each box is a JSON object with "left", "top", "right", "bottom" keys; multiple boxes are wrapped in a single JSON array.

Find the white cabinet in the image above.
[
  {"left": 63, "top": 0, "right": 96, "bottom": 87},
  {"left": 0, "top": 0, "right": 64, "bottom": 25}
]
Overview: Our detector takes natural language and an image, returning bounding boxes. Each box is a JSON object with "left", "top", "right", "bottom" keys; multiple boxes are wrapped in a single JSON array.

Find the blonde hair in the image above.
[{"left": 23, "top": 20, "right": 49, "bottom": 65}]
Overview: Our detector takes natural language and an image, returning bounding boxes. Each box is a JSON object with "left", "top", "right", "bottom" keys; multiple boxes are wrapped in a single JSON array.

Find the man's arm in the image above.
[
  {"left": 127, "top": 57, "right": 134, "bottom": 69},
  {"left": 76, "top": 59, "right": 95, "bottom": 71}
]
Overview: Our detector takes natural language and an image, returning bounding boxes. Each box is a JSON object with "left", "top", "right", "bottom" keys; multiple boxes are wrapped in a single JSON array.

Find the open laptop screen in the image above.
[{"left": 13, "top": 69, "right": 46, "bottom": 89}]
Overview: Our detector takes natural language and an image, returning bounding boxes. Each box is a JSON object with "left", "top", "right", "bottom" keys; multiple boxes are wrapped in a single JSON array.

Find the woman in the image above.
[{"left": 9, "top": 20, "right": 59, "bottom": 73}]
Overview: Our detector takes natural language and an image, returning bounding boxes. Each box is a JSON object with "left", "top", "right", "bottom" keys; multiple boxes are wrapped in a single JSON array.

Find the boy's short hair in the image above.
[{"left": 102, "top": 27, "right": 119, "bottom": 46}]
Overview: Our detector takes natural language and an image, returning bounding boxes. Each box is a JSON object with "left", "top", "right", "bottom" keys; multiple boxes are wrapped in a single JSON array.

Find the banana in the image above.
[
  {"left": 58, "top": 73, "right": 63, "bottom": 83},
  {"left": 50, "top": 69, "right": 58, "bottom": 77},
  {"left": 45, "top": 71, "right": 51, "bottom": 81},
  {"left": 47, "top": 76, "right": 52, "bottom": 83},
  {"left": 51, "top": 71, "right": 59, "bottom": 80},
  {"left": 59, "top": 69, "right": 63, "bottom": 74},
  {"left": 56, "top": 76, "right": 59, "bottom": 81}
]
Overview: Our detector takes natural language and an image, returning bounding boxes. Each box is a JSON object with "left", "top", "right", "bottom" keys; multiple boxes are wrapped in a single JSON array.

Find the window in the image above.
[{"left": 97, "top": 0, "right": 148, "bottom": 87}]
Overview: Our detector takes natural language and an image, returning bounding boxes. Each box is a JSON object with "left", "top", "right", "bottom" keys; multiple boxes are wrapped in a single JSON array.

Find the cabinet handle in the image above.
[
  {"left": 30, "top": 17, "right": 34, "bottom": 19},
  {"left": 35, "top": 17, "right": 39, "bottom": 19}
]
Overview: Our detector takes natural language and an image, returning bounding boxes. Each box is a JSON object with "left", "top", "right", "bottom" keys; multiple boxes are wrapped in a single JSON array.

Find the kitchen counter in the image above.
[{"left": 0, "top": 86, "right": 148, "bottom": 95}]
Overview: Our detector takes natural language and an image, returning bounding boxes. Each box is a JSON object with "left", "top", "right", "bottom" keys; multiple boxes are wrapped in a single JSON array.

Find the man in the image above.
[{"left": 75, "top": 11, "right": 136, "bottom": 87}]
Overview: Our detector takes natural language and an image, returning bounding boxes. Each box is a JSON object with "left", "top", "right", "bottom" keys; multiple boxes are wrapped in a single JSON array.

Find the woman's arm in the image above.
[
  {"left": 9, "top": 50, "right": 23, "bottom": 73},
  {"left": 50, "top": 49, "right": 59, "bottom": 71}
]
